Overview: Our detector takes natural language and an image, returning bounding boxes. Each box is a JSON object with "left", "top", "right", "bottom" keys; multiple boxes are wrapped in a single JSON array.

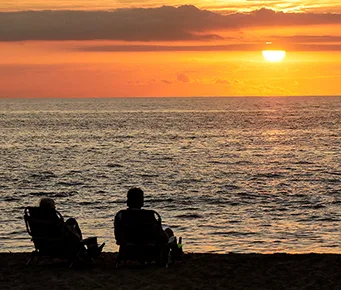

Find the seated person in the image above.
[
  {"left": 38, "top": 197, "right": 104, "bottom": 255},
  {"left": 114, "top": 188, "right": 181, "bottom": 260},
  {"left": 39, "top": 198, "right": 82, "bottom": 241}
]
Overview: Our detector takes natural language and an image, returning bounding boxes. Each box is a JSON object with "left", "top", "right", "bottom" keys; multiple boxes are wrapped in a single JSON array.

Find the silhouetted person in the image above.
[
  {"left": 114, "top": 187, "right": 175, "bottom": 246},
  {"left": 39, "top": 197, "right": 82, "bottom": 243},
  {"left": 39, "top": 197, "right": 104, "bottom": 253}
]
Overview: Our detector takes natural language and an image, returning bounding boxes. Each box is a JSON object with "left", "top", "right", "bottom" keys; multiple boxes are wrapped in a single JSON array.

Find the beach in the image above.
[{"left": 1, "top": 252, "right": 341, "bottom": 289}]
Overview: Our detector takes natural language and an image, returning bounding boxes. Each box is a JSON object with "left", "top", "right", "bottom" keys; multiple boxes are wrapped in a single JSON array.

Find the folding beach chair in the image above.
[
  {"left": 24, "top": 206, "right": 103, "bottom": 267},
  {"left": 114, "top": 209, "right": 169, "bottom": 268}
]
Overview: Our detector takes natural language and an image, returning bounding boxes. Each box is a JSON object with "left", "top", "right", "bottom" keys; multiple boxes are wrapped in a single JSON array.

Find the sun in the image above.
[{"left": 262, "top": 50, "right": 286, "bottom": 62}]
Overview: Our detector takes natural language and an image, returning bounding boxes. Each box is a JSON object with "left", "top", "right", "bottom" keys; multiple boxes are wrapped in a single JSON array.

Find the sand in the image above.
[{"left": 1, "top": 252, "right": 341, "bottom": 289}]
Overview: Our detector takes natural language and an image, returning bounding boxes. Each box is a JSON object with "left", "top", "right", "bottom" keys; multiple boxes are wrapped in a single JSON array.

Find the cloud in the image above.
[
  {"left": 270, "top": 35, "right": 341, "bottom": 43},
  {"left": 215, "top": 79, "right": 231, "bottom": 85},
  {"left": 0, "top": 5, "right": 341, "bottom": 42},
  {"left": 0, "top": 6, "right": 221, "bottom": 41},
  {"left": 177, "top": 73, "right": 190, "bottom": 83},
  {"left": 76, "top": 44, "right": 262, "bottom": 52},
  {"left": 76, "top": 43, "right": 341, "bottom": 52}
]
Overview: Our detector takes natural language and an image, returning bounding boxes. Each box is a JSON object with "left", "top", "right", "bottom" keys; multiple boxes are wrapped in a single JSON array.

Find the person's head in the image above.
[
  {"left": 127, "top": 187, "right": 144, "bottom": 209},
  {"left": 39, "top": 197, "right": 55, "bottom": 210}
]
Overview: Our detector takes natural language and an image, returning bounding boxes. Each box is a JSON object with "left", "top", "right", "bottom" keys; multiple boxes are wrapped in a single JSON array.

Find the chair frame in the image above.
[{"left": 114, "top": 209, "right": 169, "bottom": 268}]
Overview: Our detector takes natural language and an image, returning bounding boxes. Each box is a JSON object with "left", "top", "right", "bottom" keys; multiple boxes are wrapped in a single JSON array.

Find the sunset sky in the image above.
[{"left": 1, "top": 1, "right": 340, "bottom": 97}]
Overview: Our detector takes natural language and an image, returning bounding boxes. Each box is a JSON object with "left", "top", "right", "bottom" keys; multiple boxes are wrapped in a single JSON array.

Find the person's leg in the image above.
[
  {"left": 164, "top": 227, "right": 177, "bottom": 245},
  {"left": 65, "top": 218, "right": 83, "bottom": 240},
  {"left": 164, "top": 228, "right": 174, "bottom": 239}
]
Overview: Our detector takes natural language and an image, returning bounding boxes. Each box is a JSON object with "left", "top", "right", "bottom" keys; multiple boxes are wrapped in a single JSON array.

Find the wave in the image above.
[
  {"left": 175, "top": 213, "right": 203, "bottom": 219},
  {"left": 29, "top": 191, "right": 78, "bottom": 197},
  {"left": 107, "top": 163, "right": 124, "bottom": 168},
  {"left": 56, "top": 181, "right": 84, "bottom": 186}
]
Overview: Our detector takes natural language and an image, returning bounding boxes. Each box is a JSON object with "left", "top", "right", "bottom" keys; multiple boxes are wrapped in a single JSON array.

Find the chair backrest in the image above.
[
  {"left": 24, "top": 206, "right": 68, "bottom": 255},
  {"left": 116, "top": 209, "right": 162, "bottom": 246}
]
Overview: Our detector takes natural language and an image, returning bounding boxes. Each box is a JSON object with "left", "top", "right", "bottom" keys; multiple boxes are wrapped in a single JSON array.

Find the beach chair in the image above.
[
  {"left": 24, "top": 206, "right": 103, "bottom": 267},
  {"left": 114, "top": 209, "right": 169, "bottom": 268}
]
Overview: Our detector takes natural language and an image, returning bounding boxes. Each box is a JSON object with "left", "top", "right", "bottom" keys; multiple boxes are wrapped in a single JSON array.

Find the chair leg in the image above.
[
  {"left": 69, "top": 258, "right": 77, "bottom": 268},
  {"left": 166, "top": 250, "right": 171, "bottom": 268},
  {"left": 115, "top": 254, "right": 120, "bottom": 269},
  {"left": 69, "top": 249, "right": 82, "bottom": 268},
  {"left": 26, "top": 251, "right": 37, "bottom": 266}
]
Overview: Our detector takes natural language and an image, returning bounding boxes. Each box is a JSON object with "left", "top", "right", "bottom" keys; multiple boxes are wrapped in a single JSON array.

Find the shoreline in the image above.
[{"left": 1, "top": 252, "right": 341, "bottom": 289}]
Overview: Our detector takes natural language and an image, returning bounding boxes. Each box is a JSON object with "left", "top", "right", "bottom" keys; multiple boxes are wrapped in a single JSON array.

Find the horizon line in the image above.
[{"left": 1, "top": 95, "right": 341, "bottom": 100}]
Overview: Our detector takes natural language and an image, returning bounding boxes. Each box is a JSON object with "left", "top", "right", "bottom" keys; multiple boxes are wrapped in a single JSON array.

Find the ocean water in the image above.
[{"left": 1, "top": 96, "right": 341, "bottom": 254}]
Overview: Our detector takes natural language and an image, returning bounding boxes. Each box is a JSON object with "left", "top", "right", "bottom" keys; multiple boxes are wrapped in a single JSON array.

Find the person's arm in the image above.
[
  {"left": 153, "top": 211, "right": 169, "bottom": 244},
  {"left": 62, "top": 223, "right": 81, "bottom": 244},
  {"left": 159, "top": 227, "right": 169, "bottom": 244},
  {"left": 114, "top": 212, "right": 124, "bottom": 245}
]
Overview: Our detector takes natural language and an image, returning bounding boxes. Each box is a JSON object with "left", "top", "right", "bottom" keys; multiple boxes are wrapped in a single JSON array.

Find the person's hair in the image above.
[
  {"left": 127, "top": 187, "right": 144, "bottom": 209},
  {"left": 39, "top": 197, "right": 55, "bottom": 209}
]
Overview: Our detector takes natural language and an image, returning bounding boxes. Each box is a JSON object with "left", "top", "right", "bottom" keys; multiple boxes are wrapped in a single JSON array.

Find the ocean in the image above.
[{"left": 1, "top": 96, "right": 341, "bottom": 254}]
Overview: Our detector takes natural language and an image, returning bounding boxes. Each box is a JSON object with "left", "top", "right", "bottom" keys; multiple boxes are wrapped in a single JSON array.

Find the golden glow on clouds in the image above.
[
  {"left": 1, "top": 1, "right": 341, "bottom": 13},
  {"left": 0, "top": 2, "right": 340, "bottom": 97}
]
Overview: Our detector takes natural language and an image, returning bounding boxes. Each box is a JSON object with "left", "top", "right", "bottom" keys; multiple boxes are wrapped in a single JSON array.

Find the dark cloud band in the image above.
[{"left": 0, "top": 5, "right": 340, "bottom": 42}]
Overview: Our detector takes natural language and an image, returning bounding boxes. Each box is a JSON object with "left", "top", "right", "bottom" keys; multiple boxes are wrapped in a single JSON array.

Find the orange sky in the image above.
[
  {"left": 1, "top": 1, "right": 341, "bottom": 13},
  {"left": 0, "top": 2, "right": 340, "bottom": 97}
]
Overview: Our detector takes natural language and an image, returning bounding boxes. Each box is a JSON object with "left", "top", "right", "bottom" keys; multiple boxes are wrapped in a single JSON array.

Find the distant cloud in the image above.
[
  {"left": 0, "top": 5, "right": 341, "bottom": 42},
  {"left": 177, "top": 73, "right": 190, "bottom": 83},
  {"left": 76, "top": 44, "right": 262, "bottom": 52},
  {"left": 76, "top": 43, "right": 341, "bottom": 52},
  {"left": 234, "top": 80, "right": 245, "bottom": 85},
  {"left": 162, "top": 80, "right": 172, "bottom": 84},
  {"left": 271, "top": 35, "right": 341, "bottom": 43},
  {"left": 215, "top": 79, "right": 231, "bottom": 85}
]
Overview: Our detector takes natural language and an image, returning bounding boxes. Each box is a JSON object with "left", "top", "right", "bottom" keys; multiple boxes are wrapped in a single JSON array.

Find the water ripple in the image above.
[{"left": 2, "top": 97, "right": 341, "bottom": 254}]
